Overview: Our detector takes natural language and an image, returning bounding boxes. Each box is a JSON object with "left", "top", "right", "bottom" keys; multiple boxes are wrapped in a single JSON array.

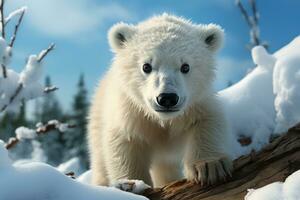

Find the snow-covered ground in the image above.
[
  {"left": 245, "top": 170, "right": 300, "bottom": 200},
  {"left": 0, "top": 141, "right": 148, "bottom": 200}
]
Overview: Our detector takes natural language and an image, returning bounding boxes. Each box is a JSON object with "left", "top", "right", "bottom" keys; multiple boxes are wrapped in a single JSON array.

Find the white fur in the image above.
[{"left": 88, "top": 14, "right": 232, "bottom": 188}]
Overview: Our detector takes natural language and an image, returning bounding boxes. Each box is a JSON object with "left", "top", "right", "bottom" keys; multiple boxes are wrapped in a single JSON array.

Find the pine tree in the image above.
[
  {"left": 64, "top": 73, "right": 89, "bottom": 169},
  {"left": 0, "top": 102, "right": 32, "bottom": 160},
  {"left": 36, "top": 75, "right": 65, "bottom": 165}
]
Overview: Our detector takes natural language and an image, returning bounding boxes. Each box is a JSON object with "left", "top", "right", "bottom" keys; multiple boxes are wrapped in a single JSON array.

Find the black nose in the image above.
[{"left": 156, "top": 93, "right": 179, "bottom": 108}]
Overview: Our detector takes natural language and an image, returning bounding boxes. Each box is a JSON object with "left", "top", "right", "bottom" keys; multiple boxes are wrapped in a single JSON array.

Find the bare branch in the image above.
[
  {"left": 5, "top": 137, "right": 19, "bottom": 149},
  {"left": 38, "top": 43, "right": 55, "bottom": 62},
  {"left": 0, "top": 0, "right": 5, "bottom": 38},
  {"left": 1, "top": 63, "right": 7, "bottom": 78},
  {"left": 9, "top": 9, "right": 25, "bottom": 47},
  {"left": 249, "top": 0, "right": 258, "bottom": 24},
  {"left": 236, "top": 0, "right": 267, "bottom": 50},
  {"left": 0, "top": 83, "right": 23, "bottom": 112},
  {"left": 44, "top": 86, "right": 59, "bottom": 93},
  {"left": 236, "top": 0, "right": 252, "bottom": 27}
]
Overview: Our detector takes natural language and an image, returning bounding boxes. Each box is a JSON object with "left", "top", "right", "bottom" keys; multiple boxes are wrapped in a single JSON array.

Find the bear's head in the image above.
[{"left": 108, "top": 14, "right": 223, "bottom": 120}]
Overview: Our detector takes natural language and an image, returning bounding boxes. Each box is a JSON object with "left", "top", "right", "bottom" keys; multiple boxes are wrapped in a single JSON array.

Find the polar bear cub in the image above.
[{"left": 88, "top": 14, "right": 232, "bottom": 188}]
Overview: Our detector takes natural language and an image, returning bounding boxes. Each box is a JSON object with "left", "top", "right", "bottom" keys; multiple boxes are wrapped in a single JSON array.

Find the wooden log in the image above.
[{"left": 143, "top": 125, "right": 300, "bottom": 200}]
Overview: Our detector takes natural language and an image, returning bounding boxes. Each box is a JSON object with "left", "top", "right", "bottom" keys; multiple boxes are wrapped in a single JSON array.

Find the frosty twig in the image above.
[
  {"left": 0, "top": 83, "right": 23, "bottom": 112},
  {"left": 44, "top": 86, "right": 59, "bottom": 93},
  {"left": 1, "top": 63, "right": 7, "bottom": 78},
  {"left": 236, "top": 0, "right": 268, "bottom": 49},
  {"left": 0, "top": 0, "right": 5, "bottom": 38},
  {"left": 38, "top": 43, "right": 55, "bottom": 62},
  {"left": 5, "top": 120, "right": 76, "bottom": 149},
  {"left": 1, "top": 44, "right": 56, "bottom": 112},
  {"left": 9, "top": 9, "right": 25, "bottom": 47}
]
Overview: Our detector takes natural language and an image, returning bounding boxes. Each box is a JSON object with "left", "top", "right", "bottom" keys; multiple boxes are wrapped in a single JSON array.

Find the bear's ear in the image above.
[
  {"left": 199, "top": 24, "right": 224, "bottom": 52},
  {"left": 108, "top": 22, "right": 136, "bottom": 52}
]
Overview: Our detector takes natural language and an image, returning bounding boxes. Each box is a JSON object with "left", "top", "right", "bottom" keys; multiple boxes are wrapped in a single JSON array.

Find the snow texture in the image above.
[
  {"left": 57, "top": 157, "right": 85, "bottom": 177},
  {"left": 4, "top": 7, "right": 27, "bottom": 25},
  {"left": 0, "top": 140, "right": 148, "bottom": 200},
  {"left": 245, "top": 170, "right": 300, "bottom": 200},
  {"left": 78, "top": 170, "right": 92, "bottom": 184},
  {"left": 220, "top": 36, "right": 300, "bottom": 158},
  {"left": 273, "top": 45, "right": 300, "bottom": 134},
  {"left": 19, "top": 55, "right": 42, "bottom": 85},
  {"left": 15, "top": 127, "right": 36, "bottom": 140},
  {"left": 47, "top": 120, "right": 72, "bottom": 132}
]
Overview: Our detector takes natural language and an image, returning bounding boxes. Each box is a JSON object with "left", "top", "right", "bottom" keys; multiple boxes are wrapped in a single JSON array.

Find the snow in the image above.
[
  {"left": 58, "top": 157, "right": 85, "bottom": 177},
  {"left": 15, "top": 127, "right": 36, "bottom": 140},
  {"left": 0, "top": 26, "right": 52, "bottom": 112},
  {"left": 78, "top": 170, "right": 92, "bottom": 184},
  {"left": 245, "top": 170, "right": 300, "bottom": 200},
  {"left": 220, "top": 36, "right": 300, "bottom": 158},
  {"left": 0, "top": 140, "right": 12, "bottom": 168},
  {"left": 4, "top": 7, "right": 27, "bottom": 25},
  {"left": 0, "top": 140, "right": 148, "bottom": 200},
  {"left": 19, "top": 55, "right": 42, "bottom": 86},
  {"left": 47, "top": 120, "right": 72, "bottom": 132},
  {"left": 273, "top": 52, "right": 300, "bottom": 134}
]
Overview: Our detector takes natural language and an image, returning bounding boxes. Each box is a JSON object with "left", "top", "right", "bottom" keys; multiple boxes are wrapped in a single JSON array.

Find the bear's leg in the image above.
[
  {"left": 88, "top": 126, "right": 109, "bottom": 186},
  {"left": 183, "top": 106, "right": 233, "bottom": 186},
  {"left": 105, "top": 134, "right": 153, "bottom": 187},
  {"left": 91, "top": 155, "right": 109, "bottom": 186},
  {"left": 150, "top": 160, "right": 182, "bottom": 187}
]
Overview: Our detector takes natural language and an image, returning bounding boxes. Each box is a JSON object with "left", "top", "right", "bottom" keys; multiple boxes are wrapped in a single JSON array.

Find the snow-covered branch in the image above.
[
  {"left": 0, "top": 43, "right": 56, "bottom": 112},
  {"left": 9, "top": 7, "right": 26, "bottom": 47},
  {"left": 5, "top": 120, "right": 76, "bottom": 149},
  {"left": 44, "top": 86, "right": 59, "bottom": 93},
  {"left": 37, "top": 43, "right": 55, "bottom": 62},
  {"left": 0, "top": 0, "right": 57, "bottom": 113}
]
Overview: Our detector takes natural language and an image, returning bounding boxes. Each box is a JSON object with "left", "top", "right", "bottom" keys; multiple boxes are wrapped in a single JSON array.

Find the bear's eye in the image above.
[
  {"left": 180, "top": 63, "right": 190, "bottom": 74},
  {"left": 142, "top": 63, "right": 152, "bottom": 74}
]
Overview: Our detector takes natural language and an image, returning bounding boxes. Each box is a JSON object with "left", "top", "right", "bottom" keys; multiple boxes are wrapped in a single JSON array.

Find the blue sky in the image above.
[{"left": 5, "top": 0, "right": 300, "bottom": 110}]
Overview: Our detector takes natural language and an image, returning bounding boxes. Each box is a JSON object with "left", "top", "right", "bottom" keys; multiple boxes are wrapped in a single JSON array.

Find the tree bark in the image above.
[{"left": 143, "top": 125, "right": 300, "bottom": 200}]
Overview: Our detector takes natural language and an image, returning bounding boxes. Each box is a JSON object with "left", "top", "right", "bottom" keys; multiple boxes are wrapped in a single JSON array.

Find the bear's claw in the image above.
[{"left": 186, "top": 155, "right": 233, "bottom": 186}]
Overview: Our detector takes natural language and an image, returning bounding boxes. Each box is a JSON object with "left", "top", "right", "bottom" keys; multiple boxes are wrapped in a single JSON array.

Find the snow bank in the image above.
[
  {"left": 220, "top": 36, "right": 300, "bottom": 157},
  {"left": 0, "top": 140, "right": 148, "bottom": 200},
  {"left": 58, "top": 157, "right": 85, "bottom": 177},
  {"left": 245, "top": 170, "right": 300, "bottom": 200},
  {"left": 273, "top": 38, "right": 300, "bottom": 134}
]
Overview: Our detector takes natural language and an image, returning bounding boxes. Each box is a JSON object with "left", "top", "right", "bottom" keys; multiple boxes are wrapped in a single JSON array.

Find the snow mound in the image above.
[
  {"left": 245, "top": 170, "right": 300, "bottom": 200},
  {"left": 0, "top": 141, "right": 148, "bottom": 200},
  {"left": 273, "top": 46, "right": 300, "bottom": 134},
  {"left": 220, "top": 36, "right": 300, "bottom": 157}
]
